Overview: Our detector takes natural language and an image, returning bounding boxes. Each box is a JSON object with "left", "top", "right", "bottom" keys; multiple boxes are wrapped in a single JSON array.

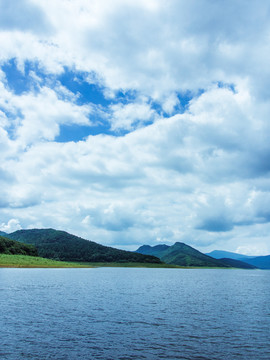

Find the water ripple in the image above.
[{"left": 1, "top": 268, "right": 270, "bottom": 360}]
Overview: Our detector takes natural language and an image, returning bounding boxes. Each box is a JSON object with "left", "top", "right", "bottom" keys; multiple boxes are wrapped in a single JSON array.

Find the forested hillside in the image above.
[
  {"left": 137, "top": 242, "right": 230, "bottom": 267},
  {"left": 7, "top": 229, "right": 162, "bottom": 264},
  {"left": 0, "top": 236, "right": 38, "bottom": 257}
]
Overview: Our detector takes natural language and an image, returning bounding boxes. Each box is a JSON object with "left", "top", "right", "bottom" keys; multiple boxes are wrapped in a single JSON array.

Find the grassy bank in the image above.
[
  {"left": 0, "top": 254, "right": 232, "bottom": 269},
  {"left": 0, "top": 254, "right": 92, "bottom": 268},
  {"left": 0, "top": 254, "right": 181, "bottom": 268}
]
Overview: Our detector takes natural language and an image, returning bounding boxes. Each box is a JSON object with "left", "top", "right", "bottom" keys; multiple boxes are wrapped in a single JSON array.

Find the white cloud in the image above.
[
  {"left": 0, "top": 219, "right": 22, "bottom": 233},
  {"left": 0, "top": 0, "right": 269, "bottom": 109},
  {"left": 0, "top": 0, "right": 268, "bottom": 100},
  {"left": 109, "top": 101, "right": 156, "bottom": 131},
  {"left": 0, "top": 80, "right": 93, "bottom": 146},
  {"left": 236, "top": 244, "right": 270, "bottom": 256}
]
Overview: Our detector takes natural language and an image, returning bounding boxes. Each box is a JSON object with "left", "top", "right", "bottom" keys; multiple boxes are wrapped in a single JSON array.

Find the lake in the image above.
[{"left": 1, "top": 268, "right": 270, "bottom": 360}]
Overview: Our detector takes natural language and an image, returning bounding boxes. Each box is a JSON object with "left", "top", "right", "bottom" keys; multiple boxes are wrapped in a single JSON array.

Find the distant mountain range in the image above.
[
  {"left": 206, "top": 250, "right": 254, "bottom": 260},
  {"left": 136, "top": 243, "right": 267, "bottom": 269},
  {"left": 2, "top": 229, "right": 162, "bottom": 264},
  {"left": 1, "top": 228, "right": 269, "bottom": 268},
  {"left": 246, "top": 256, "right": 270, "bottom": 269},
  {"left": 206, "top": 250, "right": 270, "bottom": 270},
  {"left": 136, "top": 242, "right": 231, "bottom": 267}
]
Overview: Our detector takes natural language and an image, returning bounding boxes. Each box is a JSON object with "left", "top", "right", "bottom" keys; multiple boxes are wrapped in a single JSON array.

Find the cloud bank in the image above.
[{"left": 1, "top": 0, "right": 270, "bottom": 254}]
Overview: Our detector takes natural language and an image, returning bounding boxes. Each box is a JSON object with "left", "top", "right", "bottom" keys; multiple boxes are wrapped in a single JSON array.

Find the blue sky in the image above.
[{"left": 1, "top": 0, "right": 270, "bottom": 255}]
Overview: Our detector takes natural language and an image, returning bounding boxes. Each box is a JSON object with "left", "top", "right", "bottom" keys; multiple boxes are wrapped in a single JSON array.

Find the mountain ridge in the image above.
[
  {"left": 206, "top": 249, "right": 270, "bottom": 269},
  {"left": 205, "top": 250, "right": 255, "bottom": 260},
  {"left": 136, "top": 242, "right": 230, "bottom": 267},
  {"left": 242, "top": 255, "right": 270, "bottom": 269}
]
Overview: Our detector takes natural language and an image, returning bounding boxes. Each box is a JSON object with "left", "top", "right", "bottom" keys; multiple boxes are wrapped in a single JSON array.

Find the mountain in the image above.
[
  {"left": 206, "top": 249, "right": 270, "bottom": 269},
  {"left": 0, "top": 231, "right": 7, "bottom": 236},
  {"left": 0, "top": 235, "right": 38, "bottom": 257},
  {"left": 6, "top": 229, "right": 162, "bottom": 264},
  {"left": 136, "top": 244, "right": 170, "bottom": 257},
  {"left": 219, "top": 258, "right": 257, "bottom": 269},
  {"left": 205, "top": 250, "right": 254, "bottom": 260},
  {"left": 242, "top": 255, "right": 270, "bottom": 270},
  {"left": 136, "top": 242, "right": 230, "bottom": 267}
]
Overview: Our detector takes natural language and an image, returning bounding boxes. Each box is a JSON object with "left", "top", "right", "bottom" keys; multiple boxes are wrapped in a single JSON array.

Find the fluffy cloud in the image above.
[
  {"left": 109, "top": 101, "right": 156, "bottom": 131},
  {"left": 2, "top": 87, "right": 269, "bottom": 252},
  {"left": 0, "top": 219, "right": 22, "bottom": 233},
  {"left": 0, "top": 79, "right": 93, "bottom": 146},
  {"left": 1, "top": 0, "right": 269, "bottom": 100},
  {"left": 1, "top": 0, "right": 270, "bottom": 254}
]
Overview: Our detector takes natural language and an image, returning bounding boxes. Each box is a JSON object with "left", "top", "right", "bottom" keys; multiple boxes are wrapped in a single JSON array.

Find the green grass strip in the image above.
[
  {"left": 0, "top": 254, "right": 92, "bottom": 268},
  {"left": 0, "top": 254, "right": 231, "bottom": 269}
]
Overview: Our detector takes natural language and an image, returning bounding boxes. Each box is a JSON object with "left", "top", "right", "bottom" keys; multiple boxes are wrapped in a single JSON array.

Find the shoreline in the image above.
[{"left": 0, "top": 254, "right": 245, "bottom": 269}]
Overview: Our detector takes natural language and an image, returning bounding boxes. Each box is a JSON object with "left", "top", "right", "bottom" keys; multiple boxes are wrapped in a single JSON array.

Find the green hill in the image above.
[
  {"left": 136, "top": 242, "right": 230, "bottom": 267},
  {"left": 6, "top": 229, "right": 162, "bottom": 264},
  {"left": 0, "top": 236, "right": 38, "bottom": 257},
  {"left": 136, "top": 244, "right": 170, "bottom": 257}
]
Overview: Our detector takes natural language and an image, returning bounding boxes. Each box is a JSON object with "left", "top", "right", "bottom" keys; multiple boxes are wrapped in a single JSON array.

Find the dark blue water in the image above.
[{"left": 1, "top": 268, "right": 270, "bottom": 360}]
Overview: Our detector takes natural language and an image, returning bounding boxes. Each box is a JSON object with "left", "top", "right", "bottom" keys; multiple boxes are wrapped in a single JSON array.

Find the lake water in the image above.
[{"left": 1, "top": 268, "right": 270, "bottom": 360}]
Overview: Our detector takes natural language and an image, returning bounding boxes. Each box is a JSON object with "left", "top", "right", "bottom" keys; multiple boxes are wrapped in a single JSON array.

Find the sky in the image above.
[{"left": 1, "top": 0, "right": 270, "bottom": 255}]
